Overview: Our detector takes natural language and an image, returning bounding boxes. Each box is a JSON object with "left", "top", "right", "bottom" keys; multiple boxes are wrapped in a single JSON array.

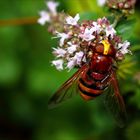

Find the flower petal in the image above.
[
  {"left": 46, "top": 1, "right": 59, "bottom": 15},
  {"left": 52, "top": 59, "right": 64, "bottom": 70},
  {"left": 118, "top": 41, "right": 131, "bottom": 54},
  {"left": 97, "top": 0, "right": 106, "bottom": 7},
  {"left": 38, "top": 11, "right": 50, "bottom": 25},
  {"left": 66, "top": 14, "right": 80, "bottom": 25},
  {"left": 56, "top": 32, "right": 69, "bottom": 46},
  {"left": 105, "top": 25, "right": 116, "bottom": 38},
  {"left": 53, "top": 47, "right": 66, "bottom": 57},
  {"left": 80, "top": 27, "right": 95, "bottom": 41}
]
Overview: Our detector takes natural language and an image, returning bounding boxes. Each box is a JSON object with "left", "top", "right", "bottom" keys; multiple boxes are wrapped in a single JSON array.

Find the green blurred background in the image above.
[{"left": 0, "top": 0, "right": 140, "bottom": 140}]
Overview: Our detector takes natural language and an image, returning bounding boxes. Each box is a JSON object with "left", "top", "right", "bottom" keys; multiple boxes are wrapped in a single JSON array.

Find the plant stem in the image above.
[
  {"left": 112, "top": 14, "right": 124, "bottom": 28},
  {"left": 0, "top": 17, "right": 38, "bottom": 26}
]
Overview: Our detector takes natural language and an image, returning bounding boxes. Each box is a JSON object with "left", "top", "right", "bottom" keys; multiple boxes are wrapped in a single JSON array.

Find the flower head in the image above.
[
  {"left": 97, "top": 17, "right": 110, "bottom": 27},
  {"left": 106, "top": 0, "right": 136, "bottom": 14},
  {"left": 38, "top": 11, "right": 50, "bottom": 25},
  {"left": 80, "top": 27, "right": 95, "bottom": 41},
  {"left": 66, "top": 59, "right": 76, "bottom": 70},
  {"left": 118, "top": 40, "right": 131, "bottom": 54},
  {"left": 66, "top": 14, "right": 80, "bottom": 26},
  {"left": 49, "top": 16, "right": 131, "bottom": 71},
  {"left": 67, "top": 42, "right": 78, "bottom": 54},
  {"left": 55, "top": 32, "right": 70, "bottom": 46},
  {"left": 66, "top": 51, "right": 84, "bottom": 70},
  {"left": 38, "top": 1, "right": 60, "bottom": 26},
  {"left": 52, "top": 59, "right": 64, "bottom": 70},
  {"left": 74, "top": 51, "right": 84, "bottom": 65},
  {"left": 92, "top": 22, "right": 102, "bottom": 33},
  {"left": 105, "top": 25, "right": 116, "bottom": 38},
  {"left": 53, "top": 47, "right": 66, "bottom": 57},
  {"left": 37, "top": 8, "right": 131, "bottom": 71},
  {"left": 46, "top": 1, "right": 59, "bottom": 15}
]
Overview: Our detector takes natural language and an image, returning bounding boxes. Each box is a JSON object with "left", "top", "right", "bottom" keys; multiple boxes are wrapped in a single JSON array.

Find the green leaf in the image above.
[
  {"left": 79, "top": 12, "right": 99, "bottom": 21},
  {"left": 126, "top": 120, "right": 140, "bottom": 140},
  {"left": 116, "top": 18, "right": 136, "bottom": 41},
  {"left": 0, "top": 55, "right": 21, "bottom": 85},
  {"left": 131, "top": 45, "right": 140, "bottom": 52},
  {"left": 129, "top": 87, "right": 140, "bottom": 109},
  {"left": 117, "top": 56, "right": 136, "bottom": 79}
]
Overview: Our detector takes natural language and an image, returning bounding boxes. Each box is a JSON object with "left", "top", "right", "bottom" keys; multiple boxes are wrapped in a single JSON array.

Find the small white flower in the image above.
[
  {"left": 52, "top": 59, "right": 64, "bottom": 70},
  {"left": 53, "top": 47, "right": 66, "bottom": 57},
  {"left": 105, "top": 25, "right": 116, "bottom": 38},
  {"left": 74, "top": 51, "right": 84, "bottom": 65},
  {"left": 118, "top": 41, "right": 131, "bottom": 54},
  {"left": 97, "top": 0, "right": 106, "bottom": 6},
  {"left": 38, "top": 11, "right": 50, "bottom": 25},
  {"left": 46, "top": 1, "right": 59, "bottom": 15},
  {"left": 56, "top": 32, "right": 69, "bottom": 46},
  {"left": 92, "top": 22, "right": 101, "bottom": 33},
  {"left": 67, "top": 42, "right": 78, "bottom": 54},
  {"left": 80, "top": 27, "right": 95, "bottom": 41},
  {"left": 97, "top": 17, "right": 109, "bottom": 27},
  {"left": 66, "top": 51, "right": 84, "bottom": 70},
  {"left": 66, "top": 59, "right": 76, "bottom": 70},
  {"left": 66, "top": 14, "right": 80, "bottom": 26}
]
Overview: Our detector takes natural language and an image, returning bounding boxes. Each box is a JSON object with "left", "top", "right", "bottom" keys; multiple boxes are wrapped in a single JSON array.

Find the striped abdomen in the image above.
[{"left": 78, "top": 69, "right": 110, "bottom": 100}]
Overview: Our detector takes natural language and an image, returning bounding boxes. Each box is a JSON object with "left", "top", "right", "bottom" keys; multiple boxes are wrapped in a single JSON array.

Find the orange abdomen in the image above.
[{"left": 78, "top": 53, "right": 113, "bottom": 100}]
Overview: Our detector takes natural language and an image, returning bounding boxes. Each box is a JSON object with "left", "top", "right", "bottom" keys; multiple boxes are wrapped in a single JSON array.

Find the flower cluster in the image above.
[
  {"left": 38, "top": 1, "right": 67, "bottom": 34},
  {"left": 97, "top": 0, "right": 136, "bottom": 14},
  {"left": 52, "top": 16, "right": 131, "bottom": 71},
  {"left": 38, "top": 1, "right": 59, "bottom": 25},
  {"left": 107, "top": 0, "right": 136, "bottom": 14},
  {"left": 38, "top": 1, "right": 131, "bottom": 71}
]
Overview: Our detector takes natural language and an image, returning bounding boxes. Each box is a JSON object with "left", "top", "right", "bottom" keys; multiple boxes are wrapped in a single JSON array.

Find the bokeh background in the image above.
[{"left": 0, "top": 0, "right": 140, "bottom": 140}]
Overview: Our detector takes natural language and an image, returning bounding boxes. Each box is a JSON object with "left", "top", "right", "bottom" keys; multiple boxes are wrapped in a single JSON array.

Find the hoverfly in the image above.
[{"left": 48, "top": 39, "right": 127, "bottom": 127}]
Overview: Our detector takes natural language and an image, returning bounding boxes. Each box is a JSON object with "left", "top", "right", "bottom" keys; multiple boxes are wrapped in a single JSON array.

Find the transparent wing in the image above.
[
  {"left": 104, "top": 70, "right": 127, "bottom": 128},
  {"left": 48, "top": 64, "right": 88, "bottom": 109}
]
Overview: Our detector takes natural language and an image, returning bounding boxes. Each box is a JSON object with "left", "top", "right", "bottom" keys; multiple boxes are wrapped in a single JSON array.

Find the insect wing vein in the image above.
[
  {"left": 104, "top": 71, "right": 127, "bottom": 127},
  {"left": 48, "top": 64, "right": 88, "bottom": 108}
]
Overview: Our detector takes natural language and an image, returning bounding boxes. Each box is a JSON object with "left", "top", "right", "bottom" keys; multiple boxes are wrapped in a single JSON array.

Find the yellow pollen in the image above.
[{"left": 101, "top": 40, "right": 110, "bottom": 55}]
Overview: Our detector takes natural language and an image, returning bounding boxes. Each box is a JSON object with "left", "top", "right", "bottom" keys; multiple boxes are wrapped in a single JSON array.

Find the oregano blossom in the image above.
[
  {"left": 118, "top": 40, "right": 131, "bottom": 54},
  {"left": 38, "top": 11, "right": 50, "bottom": 25},
  {"left": 38, "top": 1, "right": 132, "bottom": 71},
  {"left": 66, "top": 14, "right": 80, "bottom": 26},
  {"left": 46, "top": 1, "right": 59, "bottom": 15},
  {"left": 52, "top": 59, "right": 64, "bottom": 70}
]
